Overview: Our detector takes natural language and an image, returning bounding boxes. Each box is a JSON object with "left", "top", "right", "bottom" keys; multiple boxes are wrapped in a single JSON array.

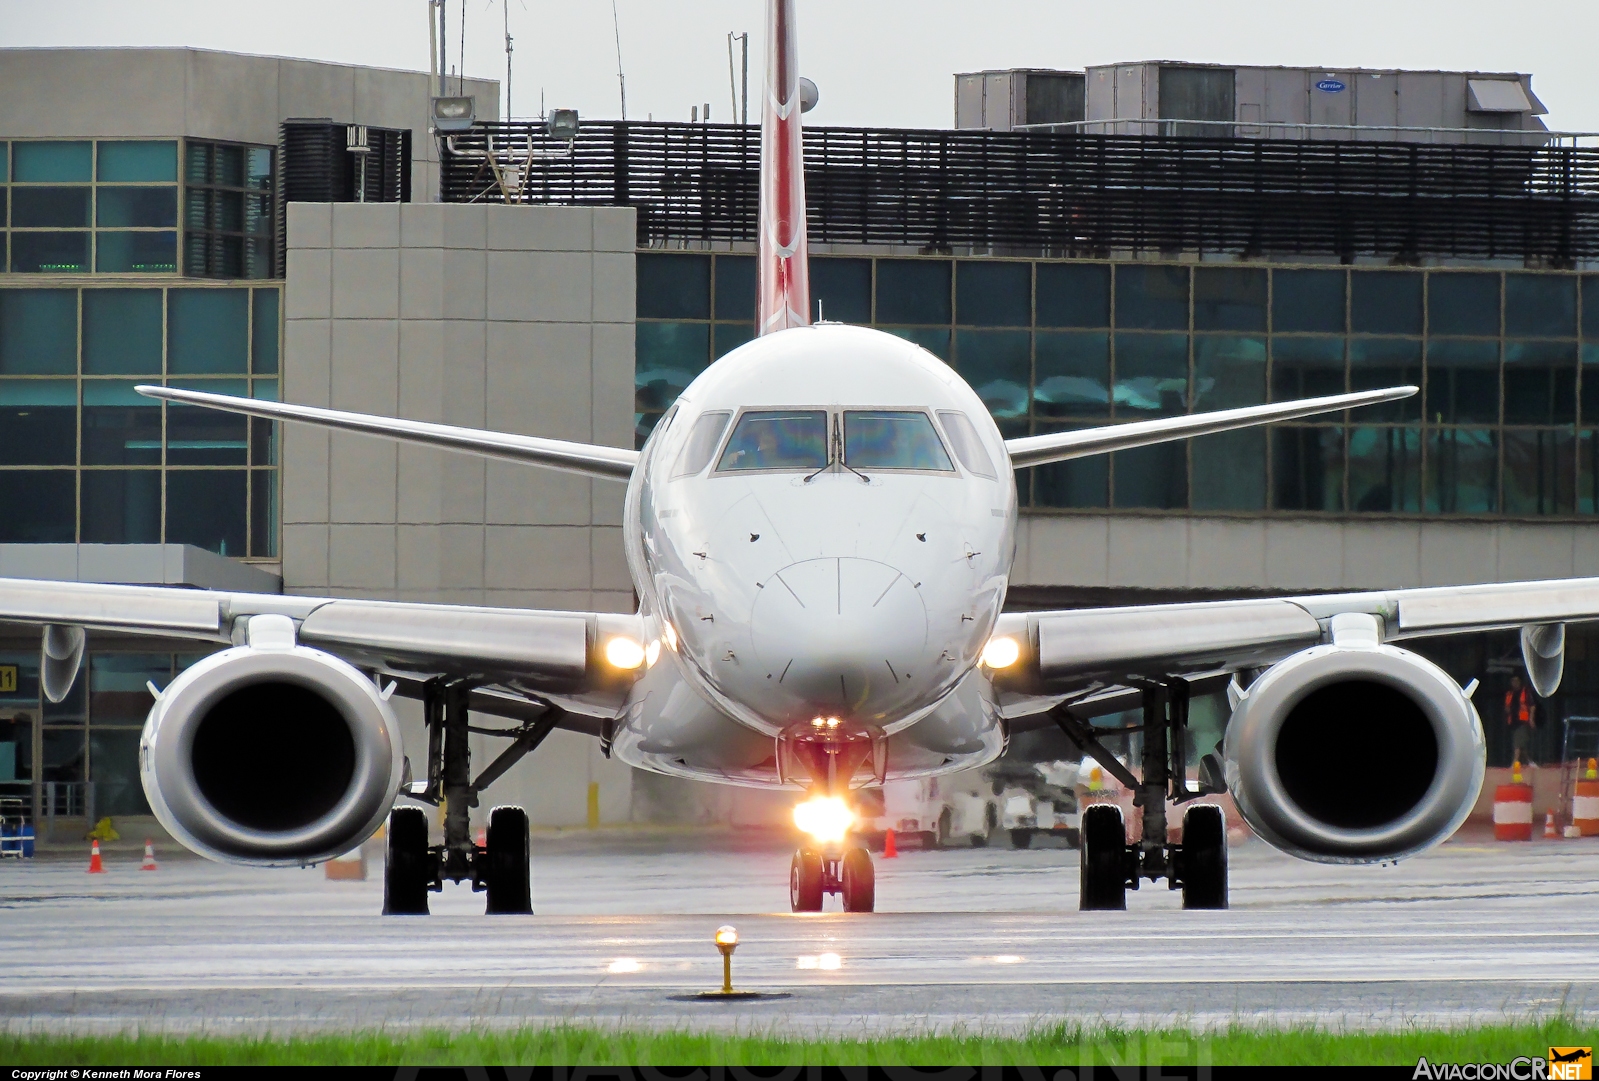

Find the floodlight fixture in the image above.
[
  {"left": 432, "top": 95, "right": 476, "bottom": 133},
  {"left": 547, "top": 109, "right": 580, "bottom": 139}
]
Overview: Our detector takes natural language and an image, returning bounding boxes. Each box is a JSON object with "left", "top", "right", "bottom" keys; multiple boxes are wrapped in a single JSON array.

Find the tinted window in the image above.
[
  {"left": 956, "top": 261, "right": 1030, "bottom": 327},
  {"left": 1193, "top": 268, "right": 1266, "bottom": 332},
  {"left": 672, "top": 411, "right": 732, "bottom": 478},
  {"left": 1273, "top": 269, "right": 1344, "bottom": 333},
  {"left": 1036, "top": 263, "right": 1109, "bottom": 328},
  {"left": 812, "top": 258, "right": 872, "bottom": 324},
  {"left": 1428, "top": 273, "right": 1499, "bottom": 337},
  {"left": 877, "top": 260, "right": 951, "bottom": 325},
  {"left": 713, "top": 255, "right": 755, "bottom": 322},
  {"left": 938, "top": 411, "right": 997, "bottom": 478},
  {"left": 717, "top": 410, "right": 828, "bottom": 471},
  {"left": 1350, "top": 271, "right": 1422, "bottom": 335},
  {"left": 637, "top": 253, "right": 710, "bottom": 319},
  {"left": 1115, "top": 265, "right": 1188, "bottom": 331},
  {"left": 843, "top": 411, "right": 953, "bottom": 471},
  {"left": 1505, "top": 274, "right": 1577, "bottom": 338}
]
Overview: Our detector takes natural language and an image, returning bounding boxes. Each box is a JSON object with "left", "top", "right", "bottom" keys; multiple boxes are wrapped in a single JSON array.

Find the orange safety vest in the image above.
[{"left": 1505, "top": 687, "right": 1532, "bottom": 725}]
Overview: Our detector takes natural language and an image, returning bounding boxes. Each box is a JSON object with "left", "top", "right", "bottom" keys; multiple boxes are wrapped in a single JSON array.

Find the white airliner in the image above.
[{"left": 7, "top": 1, "right": 1578, "bottom": 914}]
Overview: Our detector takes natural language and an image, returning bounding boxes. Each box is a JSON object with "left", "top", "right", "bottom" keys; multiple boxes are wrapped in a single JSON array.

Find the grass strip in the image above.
[{"left": 4, "top": 1019, "right": 1597, "bottom": 1067}]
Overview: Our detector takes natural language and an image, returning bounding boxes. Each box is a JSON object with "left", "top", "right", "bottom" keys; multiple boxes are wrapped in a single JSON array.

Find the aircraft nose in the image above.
[{"left": 750, "top": 556, "right": 929, "bottom": 720}]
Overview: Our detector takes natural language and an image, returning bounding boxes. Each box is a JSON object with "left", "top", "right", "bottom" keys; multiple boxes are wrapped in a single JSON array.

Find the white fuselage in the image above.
[{"left": 611, "top": 324, "right": 1017, "bottom": 789}]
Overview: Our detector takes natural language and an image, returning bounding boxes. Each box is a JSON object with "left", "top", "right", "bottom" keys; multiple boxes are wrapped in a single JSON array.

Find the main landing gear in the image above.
[
  {"left": 1054, "top": 679, "right": 1229, "bottom": 911},
  {"left": 790, "top": 843, "right": 875, "bottom": 912},
  {"left": 382, "top": 678, "right": 562, "bottom": 916}
]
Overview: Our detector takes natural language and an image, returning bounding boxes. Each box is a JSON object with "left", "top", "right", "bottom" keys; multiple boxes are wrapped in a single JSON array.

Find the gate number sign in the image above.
[{"left": 0, "top": 666, "right": 16, "bottom": 693}]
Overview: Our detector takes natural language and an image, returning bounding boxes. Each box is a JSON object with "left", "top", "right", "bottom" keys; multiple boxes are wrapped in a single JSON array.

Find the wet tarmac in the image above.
[{"left": 1, "top": 828, "right": 1595, "bottom": 1035}]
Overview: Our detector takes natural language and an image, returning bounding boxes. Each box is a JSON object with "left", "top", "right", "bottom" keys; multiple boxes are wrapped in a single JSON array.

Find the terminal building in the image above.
[{"left": 1, "top": 46, "right": 1596, "bottom": 844}]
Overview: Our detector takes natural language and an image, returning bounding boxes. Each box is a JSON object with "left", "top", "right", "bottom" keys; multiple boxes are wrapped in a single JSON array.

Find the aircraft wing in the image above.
[
  {"left": 994, "top": 575, "right": 1599, "bottom": 688},
  {"left": 137, "top": 386, "right": 639, "bottom": 482},
  {"left": 1004, "top": 386, "right": 1415, "bottom": 469},
  {"left": 0, "top": 575, "right": 640, "bottom": 692}
]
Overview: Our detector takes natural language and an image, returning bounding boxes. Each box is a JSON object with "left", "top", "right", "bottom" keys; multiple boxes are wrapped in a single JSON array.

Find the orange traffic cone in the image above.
[
  {"left": 883, "top": 828, "right": 898, "bottom": 859},
  {"left": 87, "top": 839, "right": 105, "bottom": 874},
  {"left": 1544, "top": 812, "right": 1558, "bottom": 839},
  {"left": 140, "top": 839, "right": 158, "bottom": 871}
]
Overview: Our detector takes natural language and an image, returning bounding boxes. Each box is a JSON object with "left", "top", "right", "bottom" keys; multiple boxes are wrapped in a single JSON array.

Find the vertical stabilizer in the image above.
[{"left": 756, "top": 0, "right": 810, "bottom": 335}]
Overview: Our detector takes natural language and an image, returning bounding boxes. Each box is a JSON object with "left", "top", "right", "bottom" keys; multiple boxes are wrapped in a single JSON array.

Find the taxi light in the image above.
[
  {"left": 793, "top": 795, "right": 854, "bottom": 844},
  {"left": 981, "top": 635, "right": 1021, "bottom": 669},
  {"left": 714, "top": 924, "right": 739, "bottom": 993},
  {"left": 605, "top": 636, "right": 646, "bottom": 670},
  {"left": 714, "top": 925, "right": 739, "bottom": 947}
]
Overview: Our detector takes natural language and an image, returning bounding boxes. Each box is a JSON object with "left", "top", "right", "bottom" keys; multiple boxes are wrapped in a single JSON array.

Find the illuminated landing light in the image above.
[
  {"left": 991, "top": 954, "right": 1023, "bottom": 965},
  {"left": 981, "top": 635, "right": 1021, "bottom": 669},
  {"left": 645, "top": 639, "right": 662, "bottom": 667},
  {"left": 793, "top": 796, "right": 854, "bottom": 844},
  {"left": 809, "top": 715, "right": 842, "bottom": 729},
  {"left": 607, "top": 958, "right": 643, "bottom": 973},
  {"left": 605, "top": 636, "right": 646, "bottom": 669}
]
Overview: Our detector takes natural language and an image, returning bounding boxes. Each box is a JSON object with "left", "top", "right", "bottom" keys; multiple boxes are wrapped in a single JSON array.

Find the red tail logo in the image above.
[{"left": 756, "top": 0, "right": 810, "bottom": 335}]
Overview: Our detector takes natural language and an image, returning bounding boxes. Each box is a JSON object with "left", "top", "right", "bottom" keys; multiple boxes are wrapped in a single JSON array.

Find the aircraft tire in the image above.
[
  {"left": 484, "top": 805, "right": 533, "bottom": 915},
  {"left": 1179, "top": 804, "right": 1228, "bottom": 910},
  {"left": 841, "top": 847, "right": 875, "bottom": 912},
  {"left": 790, "top": 847, "right": 824, "bottom": 912},
  {"left": 1010, "top": 828, "right": 1033, "bottom": 849},
  {"left": 382, "top": 806, "right": 432, "bottom": 915},
  {"left": 1079, "top": 804, "right": 1128, "bottom": 911}
]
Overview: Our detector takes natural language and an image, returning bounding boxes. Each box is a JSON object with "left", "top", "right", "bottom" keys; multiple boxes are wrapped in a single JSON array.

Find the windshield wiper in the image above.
[
  {"left": 837, "top": 422, "right": 870, "bottom": 483},
  {"left": 803, "top": 424, "right": 833, "bottom": 483}
]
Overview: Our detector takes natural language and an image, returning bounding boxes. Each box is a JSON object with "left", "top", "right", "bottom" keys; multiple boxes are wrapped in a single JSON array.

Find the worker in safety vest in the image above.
[{"left": 1504, "top": 673, "right": 1538, "bottom": 767}]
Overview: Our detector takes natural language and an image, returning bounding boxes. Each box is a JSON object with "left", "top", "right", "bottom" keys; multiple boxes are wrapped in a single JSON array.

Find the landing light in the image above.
[
  {"left": 981, "top": 636, "right": 1021, "bottom": 669},
  {"left": 645, "top": 639, "right": 662, "bottom": 667},
  {"left": 605, "top": 636, "right": 646, "bottom": 670},
  {"left": 793, "top": 795, "right": 854, "bottom": 844}
]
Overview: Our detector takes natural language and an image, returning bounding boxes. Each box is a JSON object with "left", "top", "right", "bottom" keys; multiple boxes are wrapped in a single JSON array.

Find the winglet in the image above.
[{"left": 756, "top": 0, "right": 810, "bottom": 335}]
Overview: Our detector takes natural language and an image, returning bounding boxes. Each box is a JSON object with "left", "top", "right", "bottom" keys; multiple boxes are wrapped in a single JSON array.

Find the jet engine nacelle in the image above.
[
  {"left": 140, "top": 644, "right": 403, "bottom": 865},
  {"left": 1224, "top": 641, "right": 1485, "bottom": 864}
]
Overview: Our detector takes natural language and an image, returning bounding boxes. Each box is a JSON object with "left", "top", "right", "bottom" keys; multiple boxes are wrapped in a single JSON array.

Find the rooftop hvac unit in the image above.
[{"left": 276, "top": 119, "right": 412, "bottom": 273}]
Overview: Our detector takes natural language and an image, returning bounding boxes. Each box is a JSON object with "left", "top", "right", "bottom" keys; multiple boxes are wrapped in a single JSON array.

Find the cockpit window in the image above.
[
  {"left": 843, "top": 411, "right": 955, "bottom": 471},
  {"left": 716, "top": 410, "right": 829, "bottom": 471},
  {"left": 937, "top": 410, "right": 998, "bottom": 478},
  {"left": 671, "top": 411, "right": 732, "bottom": 478}
]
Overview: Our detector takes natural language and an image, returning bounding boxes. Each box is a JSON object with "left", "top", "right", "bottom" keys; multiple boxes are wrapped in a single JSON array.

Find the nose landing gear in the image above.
[{"left": 789, "top": 843, "right": 875, "bottom": 912}]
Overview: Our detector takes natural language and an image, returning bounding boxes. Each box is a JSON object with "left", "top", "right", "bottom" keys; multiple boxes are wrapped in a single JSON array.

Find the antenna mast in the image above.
[
  {"left": 503, "top": 0, "right": 513, "bottom": 119},
  {"left": 611, "top": 0, "right": 627, "bottom": 121}
]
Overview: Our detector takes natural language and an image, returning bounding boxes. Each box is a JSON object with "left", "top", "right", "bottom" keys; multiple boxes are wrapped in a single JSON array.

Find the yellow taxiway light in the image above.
[
  {"left": 714, "top": 924, "right": 739, "bottom": 993},
  {"left": 981, "top": 635, "right": 1021, "bottom": 669},
  {"left": 793, "top": 795, "right": 854, "bottom": 844},
  {"left": 604, "top": 636, "right": 646, "bottom": 669}
]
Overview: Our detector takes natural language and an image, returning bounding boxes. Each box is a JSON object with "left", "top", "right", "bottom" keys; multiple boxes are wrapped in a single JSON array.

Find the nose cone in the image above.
[{"left": 750, "top": 557, "right": 931, "bottom": 723}]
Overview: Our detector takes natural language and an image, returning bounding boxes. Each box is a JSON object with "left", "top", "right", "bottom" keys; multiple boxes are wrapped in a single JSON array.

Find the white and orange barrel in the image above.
[
  {"left": 1574, "top": 757, "right": 1599, "bottom": 837},
  {"left": 1493, "top": 782, "right": 1534, "bottom": 841}
]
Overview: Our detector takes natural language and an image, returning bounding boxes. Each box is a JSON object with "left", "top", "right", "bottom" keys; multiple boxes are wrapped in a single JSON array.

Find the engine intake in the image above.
[
  {"left": 141, "top": 645, "right": 402, "bottom": 865},
  {"left": 1225, "top": 642, "right": 1484, "bottom": 863}
]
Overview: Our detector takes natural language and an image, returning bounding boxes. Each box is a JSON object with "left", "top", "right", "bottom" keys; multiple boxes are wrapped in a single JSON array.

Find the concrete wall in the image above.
[
  {"left": 281, "top": 200, "right": 638, "bottom": 827},
  {"left": 0, "top": 48, "right": 499, "bottom": 201},
  {"left": 1013, "top": 513, "right": 1599, "bottom": 597}
]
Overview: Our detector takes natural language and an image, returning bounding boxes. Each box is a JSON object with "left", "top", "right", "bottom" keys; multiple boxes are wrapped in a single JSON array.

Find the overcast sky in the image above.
[{"left": 5, "top": 1, "right": 1599, "bottom": 132}]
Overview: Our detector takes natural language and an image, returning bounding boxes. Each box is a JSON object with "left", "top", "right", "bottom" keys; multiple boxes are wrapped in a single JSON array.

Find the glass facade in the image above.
[
  {"left": 1, "top": 139, "right": 275, "bottom": 280},
  {"left": 0, "top": 284, "right": 280, "bottom": 556},
  {"left": 637, "top": 253, "right": 1599, "bottom": 518},
  {"left": 0, "top": 650, "right": 210, "bottom": 819}
]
